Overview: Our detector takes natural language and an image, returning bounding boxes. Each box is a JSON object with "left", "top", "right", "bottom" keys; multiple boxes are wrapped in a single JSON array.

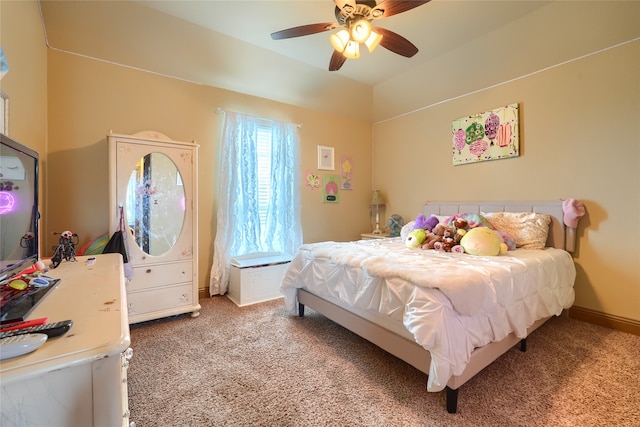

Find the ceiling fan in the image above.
[{"left": 271, "top": 0, "right": 431, "bottom": 71}]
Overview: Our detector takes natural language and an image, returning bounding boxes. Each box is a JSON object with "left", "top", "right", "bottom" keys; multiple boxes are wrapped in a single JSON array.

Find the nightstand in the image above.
[{"left": 361, "top": 232, "right": 391, "bottom": 240}]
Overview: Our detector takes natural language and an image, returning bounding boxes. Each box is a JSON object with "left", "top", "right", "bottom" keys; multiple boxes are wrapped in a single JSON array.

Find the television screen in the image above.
[{"left": 0, "top": 133, "right": 39, "bottom": 282}]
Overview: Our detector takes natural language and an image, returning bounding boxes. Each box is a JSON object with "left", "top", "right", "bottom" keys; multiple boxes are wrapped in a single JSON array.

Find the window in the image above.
[
  {"left": 209, "top": 111, "right": 303, "bottom": 295},
  {"left": 256, "top": 120, "right": 272, "bottom": 232}
]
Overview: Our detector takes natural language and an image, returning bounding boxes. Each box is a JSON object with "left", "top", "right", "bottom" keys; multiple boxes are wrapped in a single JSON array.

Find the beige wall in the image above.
[
  {"left": 373, "top": 41, "right": 640, "bottom": 322},
  {"left": 3, "top": 1, "right": 638, "bottom": 325},
  {"left": 0, "top": 0, "right": 48, "bottom": 231},
  {"left": 45, "top": 50, "right": 372, "bottom": 293}
]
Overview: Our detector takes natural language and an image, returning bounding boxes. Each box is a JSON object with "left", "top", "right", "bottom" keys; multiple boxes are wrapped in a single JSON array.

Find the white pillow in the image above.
[
  {"left": 400, "top": 221, "right": 416, "bottom": 241},
  {"left": 482, "top": 212, "right": 551, "bottom": 250},
  {"left": 432, "top": 214, "right": 451, "bottom": 224}
]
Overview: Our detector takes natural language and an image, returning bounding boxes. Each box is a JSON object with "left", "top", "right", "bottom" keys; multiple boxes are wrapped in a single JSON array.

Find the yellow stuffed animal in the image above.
[{"left": 460, "top": 227, "right": 508, "bottom": 256}]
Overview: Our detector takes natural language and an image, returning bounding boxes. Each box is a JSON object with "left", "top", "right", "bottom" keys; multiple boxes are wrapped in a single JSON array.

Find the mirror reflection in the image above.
[{"left": 126, "top": 152, "right": 185, "bottom": 256}]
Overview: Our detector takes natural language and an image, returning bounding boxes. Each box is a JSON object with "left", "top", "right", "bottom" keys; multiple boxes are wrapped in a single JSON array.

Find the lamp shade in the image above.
[
  {"left": 329, "top": 30, "right": 350, "bottom": 52},
  {"left": 350, "top": 19, "right": 372, "bottom": 43},
  {"left": 370, "top": 190, "right": 385, "bottom": 206},
  {"left": 364, "top": 30, "right": 383, "bottom": 52},
  {"left": 343, "top": 40, "right": 360, "bottom": 59}
]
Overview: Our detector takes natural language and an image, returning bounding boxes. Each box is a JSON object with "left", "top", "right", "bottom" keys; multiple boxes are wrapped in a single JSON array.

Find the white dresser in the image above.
[
  {"left": 108, "top": 131, "right": 200, "bottom": 324},
  {"left": 0, "top": 254, "right": 132, "bottom": 427}
]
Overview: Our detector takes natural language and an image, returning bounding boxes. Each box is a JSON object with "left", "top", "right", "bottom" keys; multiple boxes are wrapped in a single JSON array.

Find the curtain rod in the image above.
[{"left": 216, "top": 108, "right": 302, "bottom": 129}]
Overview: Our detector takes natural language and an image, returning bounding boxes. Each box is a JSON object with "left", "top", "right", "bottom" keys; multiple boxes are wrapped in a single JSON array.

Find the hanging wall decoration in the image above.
[
  {"left": 451, "top": 103, "right": 519, "bottom": 165},
  {"left": 317, "top": 145, "right": 335, "bottom": 170},
  {"left": 304, "top": 170, "right": 321, "bottom": 189},
  {"left": 340, "top": 156, "right": 353, "bottom": 190},
  {"left": 322, "top": 175, "right": 340, "bottom": 203}
]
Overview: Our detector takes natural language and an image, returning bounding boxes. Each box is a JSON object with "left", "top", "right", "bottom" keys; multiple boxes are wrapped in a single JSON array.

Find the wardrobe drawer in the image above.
[
  {"left": 126, "top": 284, "right": 194, "bottom": 317},
  {"left": 127, "top": 261, "right": 193, "bottom": 292}
]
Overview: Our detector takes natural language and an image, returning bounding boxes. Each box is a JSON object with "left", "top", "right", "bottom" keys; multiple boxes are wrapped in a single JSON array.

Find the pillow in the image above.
[
  {"left": 431, "top": 214, "right": 450, "bottom": 224},
  {"left": 482, "top": 212, "right": 551, "bottom": 250},
  {"left": 400, "top": 221, "right": 415, "bottom": 241}
]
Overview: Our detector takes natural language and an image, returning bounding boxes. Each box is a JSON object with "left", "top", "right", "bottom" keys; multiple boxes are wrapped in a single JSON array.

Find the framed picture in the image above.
[
  {"left": 0, "top": 91, "right": 8, "bottom": 136},
  {"left": 317, "top": 145, "right": 335, "bottom": 170}
]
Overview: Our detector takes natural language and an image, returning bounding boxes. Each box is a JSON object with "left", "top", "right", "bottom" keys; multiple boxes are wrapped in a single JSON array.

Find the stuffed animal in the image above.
[
  {"left": 405, "top": 229, "right": 427, "bottom": 248},
  {"left": 453, "top": 217, "right": 468, "bottom": 231},
  {"left": 459, "top": 227, "right": 508, "bottom": 256},
  {"left": 419, "top": 223, "right": 443, "bottom": 249},
  {"left": 413, "top": 214, "right": 439, "bottom": 232},
  {"left": 427, "top": 223, "right": 460, "bottom": 251},
  {"left": 452, "top": 217, "right": 468, "bottom": 245},
  {"left": 419, "top": 231, "right": 439, "bottom": 249}
]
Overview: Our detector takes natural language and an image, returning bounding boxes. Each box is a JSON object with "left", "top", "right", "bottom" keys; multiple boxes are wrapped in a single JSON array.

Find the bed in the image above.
[{"left": 280, "top": 200, "right": 578, "bottom": 413}]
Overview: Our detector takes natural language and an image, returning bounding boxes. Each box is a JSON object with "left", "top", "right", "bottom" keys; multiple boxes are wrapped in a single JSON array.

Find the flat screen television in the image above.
[{"left": 0, "top": 132, "right": 47, "bottom": 323}]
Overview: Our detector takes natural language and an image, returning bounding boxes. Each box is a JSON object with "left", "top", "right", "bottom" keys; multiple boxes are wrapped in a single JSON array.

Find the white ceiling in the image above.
[{"left": 135, "top": 0, "right": 549, "bottom": 86}]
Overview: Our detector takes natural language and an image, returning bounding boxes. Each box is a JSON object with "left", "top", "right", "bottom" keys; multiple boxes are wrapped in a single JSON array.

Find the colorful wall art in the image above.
[
  {"left": 452, "top": 103, "right": 520, "bottom": 165},
  {"left": 322, "top": 175, "right": 340, "bottom": 203},
  {"left": 340, "top": 157, "right": 353, "bottom": 190},
  {"left": 304, "top": 170, "right": 320, "bottom": 189}
]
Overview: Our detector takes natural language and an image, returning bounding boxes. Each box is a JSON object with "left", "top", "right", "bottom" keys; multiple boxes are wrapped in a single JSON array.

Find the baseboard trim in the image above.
[
  {"left": 569, "top": 306, "right": 640, "bottom": 336},
  {"left": 199, "top": 287, "right": 208, "bottom": 300}
]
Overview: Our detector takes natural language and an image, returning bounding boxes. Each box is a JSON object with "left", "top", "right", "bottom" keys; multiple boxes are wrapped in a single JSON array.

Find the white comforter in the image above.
[{"left": 280, "top": 238, "right": 576, "bottom": 392}]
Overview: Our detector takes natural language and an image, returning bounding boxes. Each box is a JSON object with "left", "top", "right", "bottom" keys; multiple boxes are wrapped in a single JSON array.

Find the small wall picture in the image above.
[
  {"left": 304, "top": 170, "right": 320, "bottom": 189},
  {"left": 452, "top": 103, "right": 520, "bottom": 165},
  {"left": 317, "top": 145, "right": 335, "bottom": 170},
  {"left": 340, "top": 156, "right": 353, "bottom": 190},
  {"left": 322, "top": 175, "right": 339, "bottom": 203}
]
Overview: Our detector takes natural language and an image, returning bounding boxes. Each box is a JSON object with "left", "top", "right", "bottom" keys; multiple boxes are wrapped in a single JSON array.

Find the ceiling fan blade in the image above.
[
  {"left": 271, "top": 23, "right": 338, "bottom": 40},
  {"left": 373, "top": 27, "right": 419, "bottom": 57},
  {"left": 371, "top": 0, "right": 431, "bottom": 19},
  {"left": 329, "top": 50, "right": 348, "bottom": 71}
]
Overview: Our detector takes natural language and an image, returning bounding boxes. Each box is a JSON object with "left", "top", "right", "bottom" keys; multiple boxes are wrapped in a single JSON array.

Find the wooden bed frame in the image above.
[{"left": 296, "top": 200, "right": 575, "bottom": 414}]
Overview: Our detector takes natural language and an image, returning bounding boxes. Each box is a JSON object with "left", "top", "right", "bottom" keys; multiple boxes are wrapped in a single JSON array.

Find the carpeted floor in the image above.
[{"left": 128, "top": 296, "right": 640, "bottom": 427}]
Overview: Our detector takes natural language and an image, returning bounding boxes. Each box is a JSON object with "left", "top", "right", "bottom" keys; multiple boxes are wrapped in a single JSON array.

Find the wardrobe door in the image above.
[{"left": 108, "top": 131, "right": 200, "bottom": 323}]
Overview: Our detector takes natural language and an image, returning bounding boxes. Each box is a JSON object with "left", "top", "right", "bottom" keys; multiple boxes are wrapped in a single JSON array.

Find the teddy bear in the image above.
[
  {"left": 424, "top": 222, "right": 467, "bottom": 253},
  {"left": 420, "top": 223, "right": 448, "bottom": 250},
  {"left": 452, "top": 217, "right": 469, "bottom": 245}
]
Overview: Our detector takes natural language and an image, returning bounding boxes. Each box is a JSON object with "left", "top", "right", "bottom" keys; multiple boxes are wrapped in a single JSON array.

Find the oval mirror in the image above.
[{"left": 126, "top": 152, "right": 185, "bottom": 256}]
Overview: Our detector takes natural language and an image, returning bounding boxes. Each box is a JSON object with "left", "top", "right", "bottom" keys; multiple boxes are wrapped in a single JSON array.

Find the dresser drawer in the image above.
[
  {"left": 127, "top": 261, "right": 193, "bottom": 292},
  {"left": 126, "top": 284, "right": 194, "bottom": 317}
]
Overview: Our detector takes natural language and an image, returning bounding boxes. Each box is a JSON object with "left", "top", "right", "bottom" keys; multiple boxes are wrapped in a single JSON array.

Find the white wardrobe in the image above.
[{"left": 108, "top": 131, "right": 200, "bottom": 324}]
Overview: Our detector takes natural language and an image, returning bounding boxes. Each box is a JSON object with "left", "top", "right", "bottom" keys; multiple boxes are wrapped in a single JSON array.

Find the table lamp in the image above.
[{"left": 370, "top": 190, "right": 386, "bottom": 234}]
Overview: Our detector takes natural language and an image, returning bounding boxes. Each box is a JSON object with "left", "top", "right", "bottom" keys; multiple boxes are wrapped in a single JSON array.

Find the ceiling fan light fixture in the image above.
[
  {"left": 350, "top": 19, "right": 372, "bottom": 43},
  {"left": 364, "top": 30, "right": 383, "bottom": 52},
  {"left": 273, "top": 0, "right": 431, "bottom": 72},
  {"left": 343, "top": 40, "right": 360, "bottom": 59},
  {"left": 371, "top": 9, "right": 384, "bottom": 19},
  {"left": 330, "top": 29, "right": 350, "bottom": 52}
]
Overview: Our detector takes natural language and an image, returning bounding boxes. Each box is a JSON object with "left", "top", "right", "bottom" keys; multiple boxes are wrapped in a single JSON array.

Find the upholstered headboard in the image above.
[{"left": 422, "top": 200, "right": 576, "bottom": 252}]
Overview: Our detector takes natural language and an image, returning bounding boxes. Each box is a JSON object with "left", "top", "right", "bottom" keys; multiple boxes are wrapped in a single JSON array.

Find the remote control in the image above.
[
  {"left": 0, "top": 320, "right": 73, "bottom": 340},
  {"left": 0, "top": 333, "right": 48, "bottom": 360}
]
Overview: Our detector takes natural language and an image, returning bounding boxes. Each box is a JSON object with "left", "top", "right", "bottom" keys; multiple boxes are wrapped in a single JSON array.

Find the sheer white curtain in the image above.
[{"left": 209, "top": 111, "right": 302, "bottom": 296}]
